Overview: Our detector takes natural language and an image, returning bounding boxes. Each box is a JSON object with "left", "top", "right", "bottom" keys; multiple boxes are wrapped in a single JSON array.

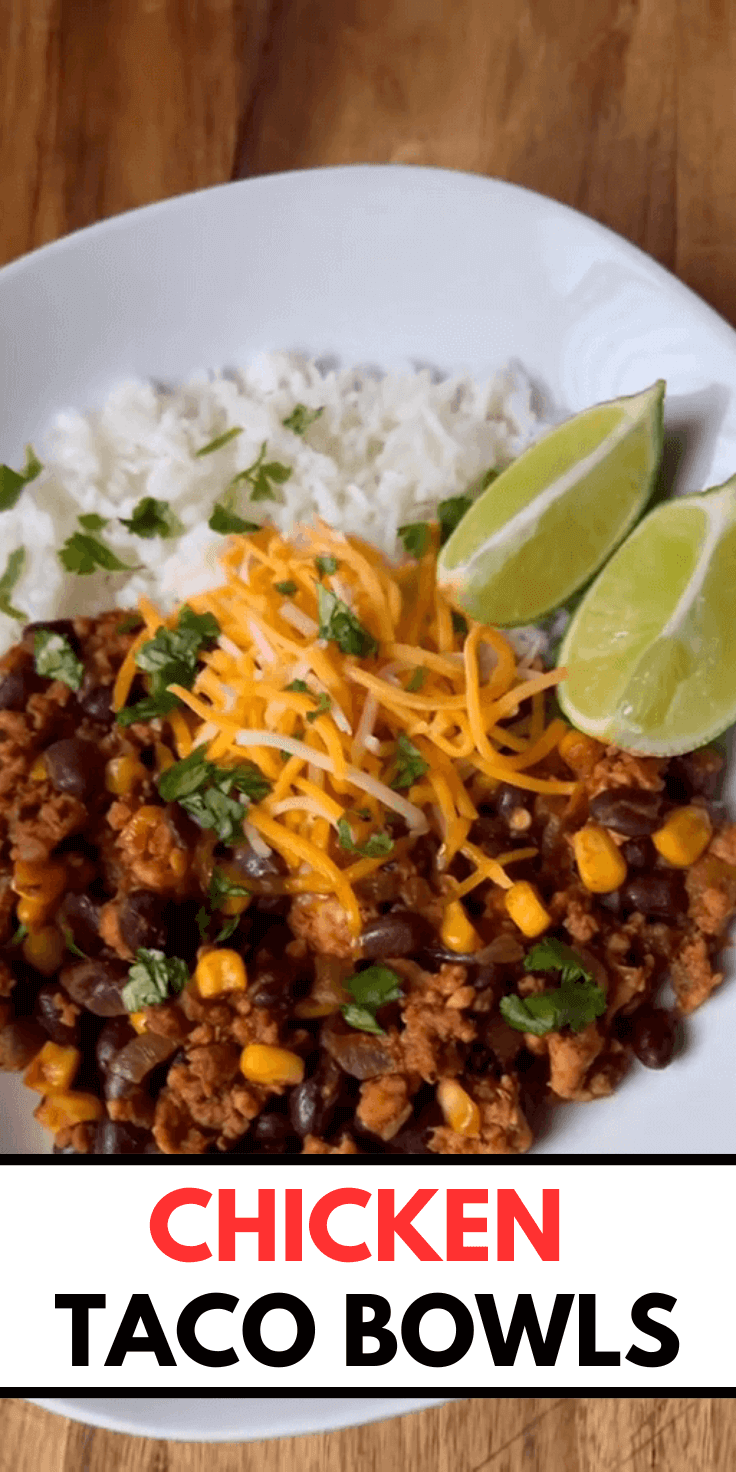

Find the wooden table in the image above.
[{"left": 1, "top": 0, "right": 735, "bottom": 1467}]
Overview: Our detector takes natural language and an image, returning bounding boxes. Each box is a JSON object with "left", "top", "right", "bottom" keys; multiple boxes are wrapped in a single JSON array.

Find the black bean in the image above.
[
  {"left": 249, "top": 1111, "right": 293, "bottom": 1153},
  {"left": 598, "top": 890, "right": 623, "bottom": 916},
  {"left": 34, "top": 984, "right": 80, "bottom": 1047},
  {"left": 589, "top": 787, "right": 664, "bottom": 837},
  {"left": 0, "top": 668, "right": 29, "bottom": 711},
  {"left": 0, "top": 1018, "right": 46, "bottom": 1070},
  {"left": 60, "top": 957, "right": 130, "bottom": 1016},
  {"left": 119, "top": 891, "right": 168, "bottom": 954},
  {"left": 57, "top": 892, "right": 103, "bottom": 957},
  {"left": 93, "top": 1119, "right": 151, "bottom": 1154},
  {"left": 407, "top": 832, "right": 439, "bottom": 878},
  {"left": 622, "top": 872, "right": 686, "bottom": 920},
  {"left": 468, "top": 812, "right": 507, "bottom": 851},
  {"left": 96, "top": 1016, "right": 135, "bottom": 1073},
  {"left": 668, "top": 748, "right": 723, "bottom": 800},
  {"left": 631, "top": 1005, "right": 678, "bottom": 1069},
  {"left": 389, "top": 1123, "right": 432, "bottom": 1154},
  {"left": 322, "top": 1022, "right": 395, "bottom": 1079},
  {"left": 289, "top": 1063, "right": 342, "bottom": 1138},
  {"left": 622, "top": 838, "right": 650, "bottom": 869},
  {"left": 463, "top": 1041, "right": 496, "bottom": 1077},
  {"left": 494, "top": 784, "right": 531, "bottom": 823},
  {"left": 165, "top": 898, "right": 204, "bottom": 964},
  {"left": 77, "top": 678, "right": 113, "bottom": 724},
  {"left": 44, "top": 738, "right": 100, "bottom": 800},
  {"left": 360, "top": 909, "right": 434, "bottom": 962}
]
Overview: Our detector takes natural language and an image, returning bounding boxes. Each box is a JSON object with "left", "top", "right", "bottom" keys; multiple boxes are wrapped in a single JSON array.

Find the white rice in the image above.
[{"left": 0, "top": 352, "right": 548, "bottom": 649}]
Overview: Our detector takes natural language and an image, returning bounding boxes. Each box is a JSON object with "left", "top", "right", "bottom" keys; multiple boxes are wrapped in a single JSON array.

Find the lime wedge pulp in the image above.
[
  {"left": 557, "top": 477, "right": 736, "bottom": 755},
  {"left": 437, "top": 381, "right": 665, "bottom": 626}
]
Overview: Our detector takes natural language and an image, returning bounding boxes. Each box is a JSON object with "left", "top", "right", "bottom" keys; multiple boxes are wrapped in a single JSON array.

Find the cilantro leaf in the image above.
[
  {"left": 209, "top": 867, "right": 250, "bottom": 909},
  {"left": 336, "top": 817, "right": 394, "bottom": 858},
  {"left": 283, "top": 404, "right": 324, "bottom": 435},
  {"left": 122, "top": 948, "right": 190, "bottom": 1011},
  {"left": 389, "top": 732, "right": 428, "bottom": 790},
  {"left": 78, "top": 513, "right": 108, "bottom": 531},
  {"left": 157, "top": 748, "right": 270, "bottom": 842},
  {"left": 195, "top": 426, "right": 243, "bottom": 457},
  {"left": 0, "top": 547, "right": 26, "bottom": 621},
  {"left": 398, "top": 522, "right": 430, "bottom": 558},
  {"left": 120, "top": 496, "right": 182, "bottom": 539},
  {"left": 466, "top": 466, "right": 499, "bottom": 497},
  {"left": 156, "top": 744, "right": 210, "bottom": 801},
  {"left": 208, "top": 503, "right": 260, "bottom": 535},
  {"left": 116, "top": 612, "right": 145, "bottom": 635},
  {"left": 196, "top": 906, "right": 210, "bottom": 942},
  {"left": 342, "top": 964, "right": 403, "bottom": 1035},
  {"left": 306, "top": 691, "right": 331, "bottom": 723},
  {"left": 438, "top": 494, "right": 473, "bottom": 546},
  {"left": 274, "top": 580, "right": 298, "bottom": 596},
  {"left": 214, "top": 916, "right": 239, "bottom": 945},
  {"left": 499, "top": 939, "right": 606, "bottom": 1037},
  {"left": 0, "top": 445, "right": 42, "bottom": 513},
  {"left": 315, "top": 555, "right": 337, "bottom": 576},
  {"left": 406, "top": 666, "right": 425, "bottom": 692},
  {"left": 34, "top": 629, "right": 84, "bottom": 691},
  {"left": 61, "top": 925, "right": 88, "bottom": 960},
  {"left": 117, "top": 605, "right": 220, "bottom": 725},
  {"left": 58, "top": 531, "right": 133, "bottom": 576},
  {"left": 222, "top": 442, "right": 292, "bottom": 503},
  {"left": 180, "top": 786, "right": 248, "bottom": 844},
  {"left": 9, "top": 923, "right": 28, "bottom": 946},
  {"left": 317, "top": 584, "right": 378, "bottom": 658},
  {"left": 524, "top": 937, "right": 595, "bottom": 985},
  {"left": 286, "top": 679, "right": 309, "bottom": 693}
]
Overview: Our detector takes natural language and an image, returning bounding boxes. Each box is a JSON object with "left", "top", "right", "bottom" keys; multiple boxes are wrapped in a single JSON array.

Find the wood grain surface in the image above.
[{"left": 1, "top": 0, "right": 735, "bottom": 1467}]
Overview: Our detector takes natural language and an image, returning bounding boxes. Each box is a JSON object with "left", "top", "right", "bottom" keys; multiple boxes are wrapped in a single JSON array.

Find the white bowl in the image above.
[
  {"left": 28, "top": 1396, "right": 450, "bottom": 1442},
  {"left": 1, "top": 165, "right": 735, "bottom": 1154}
]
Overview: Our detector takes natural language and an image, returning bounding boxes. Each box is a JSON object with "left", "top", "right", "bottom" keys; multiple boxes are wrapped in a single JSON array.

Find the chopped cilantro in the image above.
[
  {"left": 283, "top": 404, "right": 324, "bottom": 435},
  {"left": 120, "top": 496, "right": 182, "bottom": 539},
  {"left": 306, "top": 691, "right": 331, "bottom": 723},
  {"left": 157, "top": 747, "right": 270, "bottom": 843},
  {"left": 0, "top": 548, "right": 26, "bottom": 621},
  {"left": 223, "top": 442, "right": 292, "bottom": 503},
  {"left": 209, "top": 867, "right": 250, "bottom": 910},
  {"left": 9, "top": 923, "right": 28, "bottom": 947},
  {"left": 78, "top": 512, "right": 108, "bottom": 531},
  {"left": 61, "top": 925, "right": 88, "bottom": 960},
  {"left": 398, "top": 522, "right": 431, "bottom": 559},
  {"left": 336, "top": 817, "right": 394, "bottom": 858},
  {"left": 0, "top": 445, "right": 42, "bottom": 513},
  {"left": 499, "top": 938, "right": 606, "bottom": 1037},
  {"left": 58, "top": 531, "right": 133, "bottom": 576},
  {"left": 317, "top": 584, "right": 378, "bottom": 658},
  {"left": 389, "top": 732, "right": 428, "bottom": 790},
  {"left": 438, "top": 494, "right": 472, "bottom": 546},
  {"left": 214, "top": 916, "right": 239, "bottom": 945},
  {"left": 406, "top": 666, "right": 426, "bottom": 693},
  {"left": 274, "top": 580, "right": 298, "bottom": 596},
  {"left": 286, "top": 679, "right": 309, "bottom": 694},
  {"left": 315, "top": 555, "right": 337, "bottom": 576},
  {"left": 466, "top": 466, "right": 499, "bottom": 497},
  {"left": 195, "top": 426, "right": 243, "bottom": 457},
  {"left": 117, "top": 605, "right": 220, "bottom": 726},
  {"left": 208, "top": 503, "right": 260, "bottom": 535},
  {"left": 122, "top": 948, "right": 189, "bottom": 1012},
  {"left": 342, "top": 964, "right": 403, "bottom": 1035},
  {"left": 451, "top": 610, "right": 468, "bottom": 639},
  {"left": 34, "top": 629, "right": 84, "bottom": 691},
  {"left": 196, "top": 906, "right": 210, "bottom": 942}
]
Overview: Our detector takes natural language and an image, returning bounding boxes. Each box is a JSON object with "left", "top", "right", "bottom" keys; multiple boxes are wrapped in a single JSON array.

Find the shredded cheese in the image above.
[{"left": 114, "top": 519, "right": 574, "bottom": 935}]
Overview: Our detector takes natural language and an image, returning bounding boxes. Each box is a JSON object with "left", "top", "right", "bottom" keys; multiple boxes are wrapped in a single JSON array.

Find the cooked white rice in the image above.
[{"left": 0, "top": 352, "right": 546, "bottom": 648}]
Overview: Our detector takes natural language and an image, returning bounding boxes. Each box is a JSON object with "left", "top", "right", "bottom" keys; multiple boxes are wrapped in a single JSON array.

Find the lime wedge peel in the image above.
[
  {"left": 437, "top": 381, "right": 665, "bottom": 626},
  {"left": 557, "top": 477, "right": 736, "bottom": 756}
]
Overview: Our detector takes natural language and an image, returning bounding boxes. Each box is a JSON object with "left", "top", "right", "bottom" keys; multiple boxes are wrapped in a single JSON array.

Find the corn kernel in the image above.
[
  {"left": 437, "top": 1078, "right": 481, "bottom": 1136},
  {"left": 105, "top": 754, "right": 147, "bottom": 795},
  {"left": 504, "top": 880, "right": 552, "bottom": 938},
  {"left": 558, "top": 728, "right": 605, "bottom": 777},
  {"left": 16, "top": 895, "right": 52, "bottom": 931},
  {"left": 24, "top": 1041, "right": 81, "bottom": 1095},
  {"left": 573, "top": 824, "right": 628, "bottom": 893},
  {"left": 12, "top": 858, "right": 67, "bottom": 903},
  {"left": 129, "top": 1011, "right": 148, "bottom": 1034},
  {"left": 34, "top": 1090, "right": 103, "bottom": 1132},
  {"left": 440, "top": 899, "right": 482, "bottom": 954},
  {"left": 240, "top": 1043, "right": 305, "bottom": 1087},
  {"left": 21, "top": 925, "right": 66, "bottom": 976},
  {"left": 29, "top": 756, "right": 47, "bottom": 782},
  {"left": 195, "top": 948, "right": 247, "bottom": 998},
  {"left": 653, "top": 805, "right": 712, "bottom": 867}
]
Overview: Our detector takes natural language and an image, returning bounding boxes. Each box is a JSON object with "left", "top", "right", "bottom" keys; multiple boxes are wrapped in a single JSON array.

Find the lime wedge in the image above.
[
  {"left": 557, "top": 477, "right": 736, "bottom": 755},
  {"left": 437, "top": 381, "right": 665, "bottom": 625}
]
